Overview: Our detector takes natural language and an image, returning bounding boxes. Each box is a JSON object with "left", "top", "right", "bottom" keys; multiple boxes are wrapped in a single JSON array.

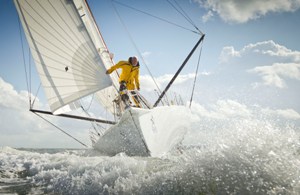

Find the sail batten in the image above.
[{"left": 14, "top": 0, "right": 113, "bottom": 113}]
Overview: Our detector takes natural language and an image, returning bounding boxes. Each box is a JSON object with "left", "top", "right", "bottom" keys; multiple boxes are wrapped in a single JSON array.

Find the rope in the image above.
[
  {"left": 33, "top": 112, "right": 89, "bottom": 148},
  {"left": 189, "top": 40, "right": 204, "bottom": 108}
]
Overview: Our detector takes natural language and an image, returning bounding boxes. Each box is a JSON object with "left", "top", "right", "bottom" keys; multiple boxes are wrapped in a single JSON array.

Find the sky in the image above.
[{"left": 0, "top": 0, "right": 300, "bottom": 148}]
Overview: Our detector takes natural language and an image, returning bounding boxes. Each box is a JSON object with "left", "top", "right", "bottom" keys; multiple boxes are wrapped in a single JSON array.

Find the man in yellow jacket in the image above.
[{"left": 106, "top": 56, "right": 140, "bottom": 107}]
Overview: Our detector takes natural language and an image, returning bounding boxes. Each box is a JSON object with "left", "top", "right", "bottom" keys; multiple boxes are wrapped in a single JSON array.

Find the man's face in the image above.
[{"left": 132, "top": 57, "right": 138, "bottom": 66}]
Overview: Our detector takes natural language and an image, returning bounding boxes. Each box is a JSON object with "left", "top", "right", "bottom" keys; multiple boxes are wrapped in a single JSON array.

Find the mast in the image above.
[{"left": 153, "top": 34, "right": 205, "bottom": 107}]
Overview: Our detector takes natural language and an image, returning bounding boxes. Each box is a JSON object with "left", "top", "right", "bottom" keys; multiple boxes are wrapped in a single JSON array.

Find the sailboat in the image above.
[{"left": 14, "top": 0, "right": 204, "bottom": 157}]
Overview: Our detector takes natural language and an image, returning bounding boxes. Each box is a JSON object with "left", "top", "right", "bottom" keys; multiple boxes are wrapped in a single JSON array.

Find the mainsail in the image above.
[{"left": 14, "top": 0, "right": 114, "bottom": 114}]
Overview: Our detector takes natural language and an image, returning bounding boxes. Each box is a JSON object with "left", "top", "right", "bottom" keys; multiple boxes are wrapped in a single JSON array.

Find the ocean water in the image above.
[{"left": 1, "top": 110, "right": 300, "bottom": 194}]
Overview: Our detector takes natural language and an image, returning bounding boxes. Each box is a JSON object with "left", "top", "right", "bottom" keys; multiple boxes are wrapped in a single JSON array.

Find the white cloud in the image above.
[
  {"left": 195, "top": 0, "right": 300, "bottom": 23},
  {"left": 140, "top": 72, "right": 210, "bottom": 92},
  {"left": 202, "top": 10, "right": 214, "bottom": 23},
  {"left": 219, "top": 46, "right": 241, "bottom": 63},
  {"left": 262, "top": 108, "right": 300, "bottom": 119},
  {"left": 0, "top": 78, "right": 30, "bottom": 110},
  {"left": 191, "top": 100, "right": 252, "bottom": 119},
  {"left": 0, "top": 77, "right": 90, "bottom": 148},
  {"left": 142, "top": 51, "right": 151, "bottom": 58},
  {"left": 0, "top": 77, "right": 46, "bottom": 134},
  {"left": 140, "top": 51, "right": 152, "bottom": 65},
  {"left": 218, "top": 40, "right": 300, "bottom": 88},
  {"left": 191, "top": 100, "right": 300, "bottom": 120},
  {"left": 249, "top": 62, "right": 300, "bottom": 88},
  {"left": 220, "top": 40, "right": 300, "bottom": 63},
  {"left": 243, "top": 41, "right": 300, "bottom": 60}
]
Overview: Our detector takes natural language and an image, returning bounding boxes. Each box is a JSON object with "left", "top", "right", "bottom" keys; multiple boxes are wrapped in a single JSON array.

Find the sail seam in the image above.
[
  {"left": 28, "top": 0, "right": 97, "bottom": 63},
  {"left": 21, "top": 0, "right": 101, "bottom": 68}
]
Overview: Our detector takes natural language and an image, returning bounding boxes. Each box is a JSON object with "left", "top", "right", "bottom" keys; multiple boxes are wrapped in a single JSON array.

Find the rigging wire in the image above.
[
  {"left": 31, "top": 82, "right": 42, "bottom": 108},
  {"left": 112, "top": 0, "right": 201, "bottom": 35},
  {"left": 33, "top": 112, "right": 89, "bottom": 148},
  {"left": 79, "top": 95, "right": 110, "bottom": 136},
  {"left": 80, "top": 104, "right": 100, "bottom": 132},
  {"left": 166, "top": 0, "right": 203, "bottom": 35},
  {"left": 85, "top": 93, "right": 94, "bottom": 111},
  {"left": 189, "top": 40, "right": 204, "bottom": 108},
  {"left": 17, "top": 17, "right": 31, "bottom": 107},
  {"left": 29, "top": 49, "right": 32, "bottom": 107},
  {"left": 167, "top": 0, "right": 194, "bottom": 25},
  {"left": 110, "top": 0, "right": 163, "bottom": 96}
]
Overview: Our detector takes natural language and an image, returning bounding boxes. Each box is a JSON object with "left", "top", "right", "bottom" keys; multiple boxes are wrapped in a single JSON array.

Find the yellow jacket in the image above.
[{"left": 107, "top": 61, "right": 140, "bottom": 90}]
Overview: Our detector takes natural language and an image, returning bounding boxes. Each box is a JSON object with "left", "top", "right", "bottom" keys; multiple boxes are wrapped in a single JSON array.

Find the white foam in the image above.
[{"left": 1, "top": 106, "right": 300, "bottom": 194}]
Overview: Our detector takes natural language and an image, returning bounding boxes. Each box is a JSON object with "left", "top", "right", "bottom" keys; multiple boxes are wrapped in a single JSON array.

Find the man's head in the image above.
[{"left": 129, "top": 56, "right": 138, "bottom": 66}]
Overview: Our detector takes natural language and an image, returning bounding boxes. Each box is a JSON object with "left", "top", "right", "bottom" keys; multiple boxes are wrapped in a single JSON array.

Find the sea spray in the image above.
[{"left": 1, "top": 106, "right": 300, "bottom": 194}]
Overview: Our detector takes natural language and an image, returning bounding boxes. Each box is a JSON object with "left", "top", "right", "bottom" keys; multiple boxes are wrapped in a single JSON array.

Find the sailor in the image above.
[{"left": 106, "top": 56, "right": 141, "bottom": 108}]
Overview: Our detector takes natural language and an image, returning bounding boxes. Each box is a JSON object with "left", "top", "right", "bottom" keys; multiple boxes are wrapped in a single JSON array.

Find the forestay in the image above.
[{"left": 14, "top": 0, "right": 113, "bottom": 114}]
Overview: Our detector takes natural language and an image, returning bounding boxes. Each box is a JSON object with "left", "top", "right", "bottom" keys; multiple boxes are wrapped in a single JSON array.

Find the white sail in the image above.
[
  {"left": 14, "top": 0, "right": 113, "bottom": 113},
  {"left": 74, "top": 0, "right": 120, "bottom": 114}
]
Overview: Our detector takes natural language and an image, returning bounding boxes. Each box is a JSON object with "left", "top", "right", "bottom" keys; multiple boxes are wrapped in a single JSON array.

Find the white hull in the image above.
[{"left": 93, "top": 106, "right": 191, "bottom": 157}]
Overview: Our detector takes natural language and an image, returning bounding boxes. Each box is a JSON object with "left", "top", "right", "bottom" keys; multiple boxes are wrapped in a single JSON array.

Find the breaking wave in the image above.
[{"left": 1, "top": 106, "right": 300, "bottom": 194}]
